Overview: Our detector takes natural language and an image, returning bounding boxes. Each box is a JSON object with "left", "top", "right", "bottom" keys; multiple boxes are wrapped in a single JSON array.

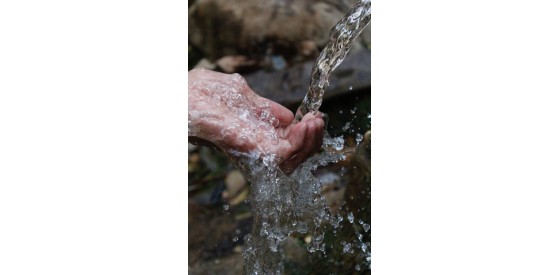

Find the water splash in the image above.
[
  {"left": 242, "top": 0, "right": 371, "bottom": 273},
  {"left": 241, "top": 144, "right": 353, "bottom": 274},
  {"left": 189, "top": 0, "right": 372, "bottom": 273}
]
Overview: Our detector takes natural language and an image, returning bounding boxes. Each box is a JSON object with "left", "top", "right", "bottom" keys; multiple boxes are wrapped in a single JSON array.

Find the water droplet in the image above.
[
  {"left": 348, "top": 212, "right": 354, "bottom": 223},
  {"left": 349, "top": 86, "right": 353, "bottom": 90},
  {"left": 343, "top": 243, "right": 351, "bottom": 253},
  {"left": 333, "top": 136, "right": 344, "bottom": 150},
  {"left": 223, "top": 205, "right": 229, "bottom": 211},
  {"left": 356, "top": 133, "right": 363, "bottom": 142},
  {"left": 363, "top": 223, "right": 370, "bottom": 232},
  {"left": 233, "top": 237, "right": 239, "bottom": 242}
]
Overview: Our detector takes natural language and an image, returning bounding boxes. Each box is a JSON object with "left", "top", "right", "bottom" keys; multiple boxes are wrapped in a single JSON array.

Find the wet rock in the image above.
[
  {"left": 243, "top": 49, "right": 371, "bottom": 109},
  {"left": 189, "top": 0, "right": 361, "bottom": 62}
]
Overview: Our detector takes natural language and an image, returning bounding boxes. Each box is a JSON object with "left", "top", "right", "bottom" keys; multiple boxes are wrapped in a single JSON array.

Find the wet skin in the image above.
[{"left": 188, "top": 68, "right": 324, "bottom": 174}]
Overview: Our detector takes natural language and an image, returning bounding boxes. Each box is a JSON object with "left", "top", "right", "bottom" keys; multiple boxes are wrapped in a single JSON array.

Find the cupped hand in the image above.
[{"left": 188, "top": 68, "right": 324, "bottom": 174}]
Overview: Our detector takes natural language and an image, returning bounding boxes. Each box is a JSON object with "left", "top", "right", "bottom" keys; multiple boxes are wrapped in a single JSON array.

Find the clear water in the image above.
[
  {"left": 293, "top": 0, "right": 371, "bottom": 123},
  {"left": 188, "top": 0, "right": 371, "bottom": 274},
  {"left": 242, "top": 0, "right": 371, "bottom": 274}
]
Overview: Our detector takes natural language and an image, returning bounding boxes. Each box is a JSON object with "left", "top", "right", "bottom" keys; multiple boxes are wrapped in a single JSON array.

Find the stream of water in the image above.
[
  {"left": 293, "top": 0, "right": 371, "bottom": 123},
  {"left": 188, "top": 0, "right": 371, "bottom": 273},
  {"left": 241, "top": 1, "right": 371, "bottom": 274}
]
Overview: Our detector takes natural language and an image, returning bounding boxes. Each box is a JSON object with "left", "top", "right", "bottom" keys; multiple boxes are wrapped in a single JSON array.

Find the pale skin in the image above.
[{"left": 188, "top": 68, "right": 324, "bottom": 174}]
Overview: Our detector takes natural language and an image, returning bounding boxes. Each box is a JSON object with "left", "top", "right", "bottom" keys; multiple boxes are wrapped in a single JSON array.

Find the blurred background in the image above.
[{"left": 188, "top": 0, "right": 371, "bottom": 273}]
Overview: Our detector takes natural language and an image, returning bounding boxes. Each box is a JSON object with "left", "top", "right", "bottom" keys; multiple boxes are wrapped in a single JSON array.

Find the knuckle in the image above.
[{"left": 232, "top": 73, "right": 248, "bottom": 86}]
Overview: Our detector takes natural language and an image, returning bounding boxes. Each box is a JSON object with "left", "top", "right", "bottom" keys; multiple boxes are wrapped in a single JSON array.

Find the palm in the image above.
[{"left": 188, "top": 68, "right": 324, "bottom": 174}]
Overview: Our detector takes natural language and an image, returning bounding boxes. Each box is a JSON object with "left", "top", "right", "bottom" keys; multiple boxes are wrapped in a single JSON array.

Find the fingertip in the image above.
[
  {"left": 301, "top": 112, "right": 317, "bottom": 122},
  {"left": 307, "top": 120, "right": 317, "bottom": 138}
]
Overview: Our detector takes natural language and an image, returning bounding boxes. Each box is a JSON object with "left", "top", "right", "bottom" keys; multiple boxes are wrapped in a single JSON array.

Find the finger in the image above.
[
  {"left": 250, "top": 94, "right": 294, "bottom": 127},
  {"left": 281, "top": 120, "right": 318, "bottom": 173},
  {"left": 285, "top": 122, "right": 308, "bottom": 161},
  {"left": 269, "top": 100, "right": 294, "bottom": 127},
  {"left": 301, "top": 112, "right": 317, "bottom": 122},
  {"left": 309, "top": 119, "right": 321, "bottom": 154},
  {"left": 314, "top": 118, "right": 324, "bottom": 153},
  {"left": 295, "top": 120, "right": 319, "bottom": 162},
  {"left": 301, "top": 113, "right": 324, "bottom": 153}
]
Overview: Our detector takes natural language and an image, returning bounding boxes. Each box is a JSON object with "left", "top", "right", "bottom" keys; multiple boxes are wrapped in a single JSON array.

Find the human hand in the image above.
[{"left": 188, "top": 68, "right": 324, "bottom": 174}]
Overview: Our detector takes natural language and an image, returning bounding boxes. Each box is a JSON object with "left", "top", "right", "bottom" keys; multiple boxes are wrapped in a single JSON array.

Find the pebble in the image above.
[{"left": 222, "top": 169, "right": 246, "bottom": 199}]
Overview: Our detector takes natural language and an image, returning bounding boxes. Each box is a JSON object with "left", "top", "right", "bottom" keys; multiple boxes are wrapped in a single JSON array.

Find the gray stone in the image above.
[{"left": 189, "top": 0, "right": 357, "bottom": 61}]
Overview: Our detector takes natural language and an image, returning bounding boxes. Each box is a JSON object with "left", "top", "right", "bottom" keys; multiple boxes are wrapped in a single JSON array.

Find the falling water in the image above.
[
  {"left": 241, "top": 0, "right": 371, "bottom": 274},
  {"left": 293, "top": 0, "right": 371, "bottom": 123}
]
